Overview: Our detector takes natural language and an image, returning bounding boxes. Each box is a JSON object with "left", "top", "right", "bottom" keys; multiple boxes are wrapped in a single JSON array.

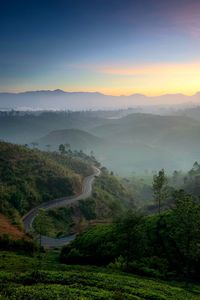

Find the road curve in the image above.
[{"left": 23, "top": 167, "right": 100, "bottom": 248}]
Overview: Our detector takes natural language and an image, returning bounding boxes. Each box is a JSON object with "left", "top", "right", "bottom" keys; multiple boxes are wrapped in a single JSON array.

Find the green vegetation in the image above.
[
  {"left": 33, "top": 168, "right": 132, "bottom": 238},
  {"left": 152, "top": 169, "right": 168, "bottom": 214},
  {"left": 0, "top": 251, "right": 199, "bottom": 300},
  {"left": 0, "top": 235, "right": 37, "bottom": 254},
  {"left": 33, "top": 207, "right": 73, "bottom": 238},
  {"left": 1, "top": 133, "right": 200, "bottom": 298},
  {"left": 61, "top": 190, "right": 200, "bottom": 281},
  {"left": 0, "top": 141, "right": 93, "bottom": 226},
  {"left": 86, "top": 168, "right": 134, "bottom": 219}
]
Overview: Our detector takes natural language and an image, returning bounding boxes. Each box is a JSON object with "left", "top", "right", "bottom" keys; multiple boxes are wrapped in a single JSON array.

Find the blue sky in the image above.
[{"left": 1, "top": 0, "right": 200, "bottom": 95}]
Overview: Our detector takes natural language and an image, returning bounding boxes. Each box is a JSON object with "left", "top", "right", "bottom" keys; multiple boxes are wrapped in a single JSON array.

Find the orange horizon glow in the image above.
[
  {"left": 5, "top": 89, "right": 200, "bottom": 98},
  {"left": 2, "top": 61, "right": 200, "bottom": 97},
  {"left": 2, "top": 87, "right": 200, "bottom": 97},
  {"left": 59, "top": 61, "right": 200, "bottom": 96}
]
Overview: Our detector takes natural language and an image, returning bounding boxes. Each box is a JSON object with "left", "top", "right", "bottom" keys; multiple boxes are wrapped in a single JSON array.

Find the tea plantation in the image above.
[{"left": 0, "top": 251, "right": 199, "bottom": 300}]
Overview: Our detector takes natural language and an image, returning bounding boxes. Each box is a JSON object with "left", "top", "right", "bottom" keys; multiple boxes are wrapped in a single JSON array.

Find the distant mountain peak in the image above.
[
  {"left": 128, "top": 93, "right": 146, "bottom": 97},
  {"left": 53, "top": 89, "right": 65, "bottom": 93}
]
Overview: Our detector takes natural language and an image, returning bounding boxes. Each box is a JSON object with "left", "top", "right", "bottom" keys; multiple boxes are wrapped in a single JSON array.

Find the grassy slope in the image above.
[
  {"left": 0, "top": 141, "right": 93, "bottom": 230},
  {"left": 0, "top": 214, "right": 25, "bottom": 240},
  {"left": 0, "top": 251, "right": 199, "bottom": 300},
  {"left": 39, "top": 171, "right": 133, "bottom": 238}
]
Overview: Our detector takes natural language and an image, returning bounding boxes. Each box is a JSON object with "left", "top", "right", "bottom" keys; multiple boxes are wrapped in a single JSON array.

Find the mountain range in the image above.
[{"left": 1, "top": 89, "right": 200, "bottom": 110}]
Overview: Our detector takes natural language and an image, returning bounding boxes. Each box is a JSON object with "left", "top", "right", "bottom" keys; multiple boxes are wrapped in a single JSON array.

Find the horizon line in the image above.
[{"left": 0, "top": 89, "right": 200, "bottom": 98}]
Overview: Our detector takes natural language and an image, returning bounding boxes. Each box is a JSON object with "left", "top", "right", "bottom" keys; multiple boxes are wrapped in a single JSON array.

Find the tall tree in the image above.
[
  {"left": 34, "top": 209, "right": 53, "bottom": 250},
  {"left": 171, "top": 190, "right": 200, "bottom": 279},
  {"left": 115, "top": 211, "right": 144, "bottom": 268},
  {"left": 153, "top": 169, "right": 168, "bottom": 214},
  {"left": 58, "top": 144, "right": 65, "bottom": 155}
]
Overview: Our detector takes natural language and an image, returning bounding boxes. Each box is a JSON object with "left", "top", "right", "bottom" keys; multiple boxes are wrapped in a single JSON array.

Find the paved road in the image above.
[{"left": 23, "top": 167, "right": 100, "bottom": 248}]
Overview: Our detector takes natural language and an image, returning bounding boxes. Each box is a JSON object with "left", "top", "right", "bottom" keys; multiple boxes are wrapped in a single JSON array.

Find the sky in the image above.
[{"left": 1, "top": 0, "right": 200, "bottom": 96}]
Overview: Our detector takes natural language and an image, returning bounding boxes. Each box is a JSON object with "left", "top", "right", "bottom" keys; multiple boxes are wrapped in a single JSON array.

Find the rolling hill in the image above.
[
  {"left": 37, "top": 128, "right": 102, "bottom": 151},
  {"left": 1, "top": 110, "right": 200, "bottom": 175},
  {"left": 91, "top": 113, "right": 200, "bottom": 174},
  {"left": 0, "top": 111, "right": 110, "bottom": 144}
]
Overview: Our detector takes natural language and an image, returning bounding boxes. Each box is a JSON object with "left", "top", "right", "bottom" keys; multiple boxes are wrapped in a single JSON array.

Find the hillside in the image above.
[
  {"left": 33, "top": 168, "right": 133, "bottom": 238},
  {"left": 0, "top": 250, "right": 199, "bottom": 300},
  {"left": 0, "top": 214, "right": 25, "bottom": 240},
  {"left": 91, "top": 113, "right": 200, "bottom": 174},
  {"left": 92, "top": 113, "right": 199, "bottom": 138},
  {"left": 0, "top": 111, "right": 110, "bottom": 144},
  {"left": 37, "top": 128, "right": 102, "bottom": 151},
  {"left": 0, "top": 141, "right": 93, "bottom": 225},
  {"left": 2, "top": 111, "right": 200, "bottom": 175}
]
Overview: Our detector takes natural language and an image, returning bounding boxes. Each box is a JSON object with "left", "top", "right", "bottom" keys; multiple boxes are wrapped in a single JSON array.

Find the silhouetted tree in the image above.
[
  {"left": 58, "top": 144, "right": 65, "bottom": 154},
  {"left": 153, "top": 169, "right": 168, "bottom": 214},
  {"left": 34, "top": 209, "right": 53, "bottom": 251}
]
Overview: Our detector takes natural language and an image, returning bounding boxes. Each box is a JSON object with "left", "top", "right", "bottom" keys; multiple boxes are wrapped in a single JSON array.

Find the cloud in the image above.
[{"left": 97, "top": 62, "right": 200, "bottom": 76}]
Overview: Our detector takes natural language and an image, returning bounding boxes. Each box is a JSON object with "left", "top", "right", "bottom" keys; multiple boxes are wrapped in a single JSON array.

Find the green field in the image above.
[{"left": 0, "top": 251, "right": 199, "bottom": 300}]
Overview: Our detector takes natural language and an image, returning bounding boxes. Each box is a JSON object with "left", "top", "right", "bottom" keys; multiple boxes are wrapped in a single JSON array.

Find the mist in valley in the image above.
[{"left": 1, "top": 103, "right": 200, "bottom": 177}]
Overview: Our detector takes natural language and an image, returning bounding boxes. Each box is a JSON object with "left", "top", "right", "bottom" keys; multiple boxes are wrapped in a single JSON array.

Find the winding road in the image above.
[{"left": 23, "top": 167, "right": 100, "bottom": 248}]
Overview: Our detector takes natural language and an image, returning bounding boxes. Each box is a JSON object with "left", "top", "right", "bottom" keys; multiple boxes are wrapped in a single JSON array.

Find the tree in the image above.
[
  {"left": 192, "top": 161, "right": 200, "bottom": 172},
  {"left": 170, "top": 190, "right": 200, "bottom": 279},
  {"left": 115, "top": 211, "right": 144, "bottom": 268},
  {"left": 58, "top": 144, "right": 65, "bottom": 155},
  {"left": 153, "top": 169, "right": 168, "bottom": 214},
  {"left": 34, "top": 209, "right": 53, "bottom": 250}
]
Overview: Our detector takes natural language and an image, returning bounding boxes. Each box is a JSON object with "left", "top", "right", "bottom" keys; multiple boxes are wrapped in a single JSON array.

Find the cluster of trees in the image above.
[
  {"left": 28, "top": 141, "right": 99, "bottom": 172},
  {"left": 60, "top": 167, "right": 200, "bottom": 281},
  {"left": 122, "top": 162, "right": 200, "bottom": 214},
  {"left": 61, "top": 189, "right": 200, "bottom": 280},
  {"left": 58, "top": 144, "right": 99, "bottom": 167}
]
